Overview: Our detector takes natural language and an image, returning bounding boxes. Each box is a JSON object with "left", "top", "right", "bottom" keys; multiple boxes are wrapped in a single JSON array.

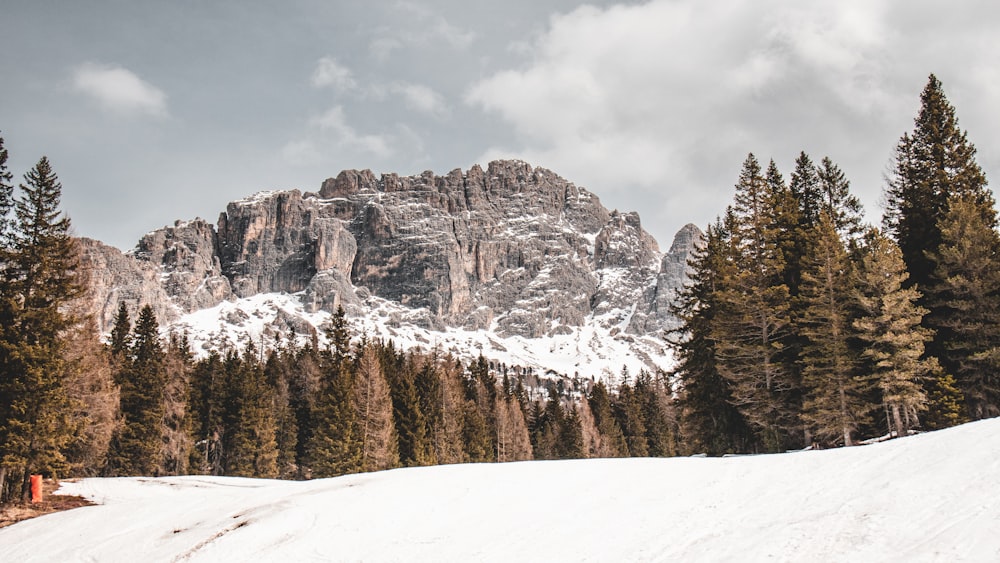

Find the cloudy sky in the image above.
[{"left": 2, "top": 1, "right": 999, "bottom": 250}]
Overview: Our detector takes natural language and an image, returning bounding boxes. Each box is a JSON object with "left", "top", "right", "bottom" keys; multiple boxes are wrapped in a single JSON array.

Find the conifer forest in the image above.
[{"left": 2, "top": 74, "right": 999, "bottom": 504}]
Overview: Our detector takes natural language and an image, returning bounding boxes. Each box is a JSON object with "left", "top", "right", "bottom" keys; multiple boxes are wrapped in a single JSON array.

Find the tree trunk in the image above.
[{"left": 891, "top": 403, "right": 906, "bottom": 438}]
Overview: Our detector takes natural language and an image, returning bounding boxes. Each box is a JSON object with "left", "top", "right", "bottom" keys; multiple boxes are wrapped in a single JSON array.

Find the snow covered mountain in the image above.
[
  {"left": 78, "top": 160, "right": 702, "bottom": 379},
  {"left": 3, "top": 418, "right": 999, "bottom": 561}
]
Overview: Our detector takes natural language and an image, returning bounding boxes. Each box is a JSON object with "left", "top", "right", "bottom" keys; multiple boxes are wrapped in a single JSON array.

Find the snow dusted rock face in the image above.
[
  {"left": 78, "top": 238, "right": 177, "bottom": 333},
  {"left": 78, "top": 160, "right": 699, "bottom": 375}
]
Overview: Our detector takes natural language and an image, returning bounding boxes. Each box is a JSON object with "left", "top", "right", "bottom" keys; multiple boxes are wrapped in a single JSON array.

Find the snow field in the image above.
[{"left": 2, "top": 418, "right": 999, "bottom": 562}]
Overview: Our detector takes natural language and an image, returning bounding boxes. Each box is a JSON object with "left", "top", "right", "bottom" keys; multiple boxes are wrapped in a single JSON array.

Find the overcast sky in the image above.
[{"left": 2, "top": 1, "right": 999, "bottom": 251}]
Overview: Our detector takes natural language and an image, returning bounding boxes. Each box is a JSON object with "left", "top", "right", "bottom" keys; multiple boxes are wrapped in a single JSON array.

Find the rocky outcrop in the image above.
[
  {"left": 78, "top": 238, "right": 176, "bottom": 333},
  {"left": 651, "top": 223, "right": 704, "bottom": 330},
  {"left": 80, "top": 160, "right": 698, "bottom": 351}
]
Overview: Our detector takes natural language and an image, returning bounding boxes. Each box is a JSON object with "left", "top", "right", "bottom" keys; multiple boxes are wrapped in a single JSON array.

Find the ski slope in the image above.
[{"left": 3, "top": 418, "right": 999, "bottom": 562}]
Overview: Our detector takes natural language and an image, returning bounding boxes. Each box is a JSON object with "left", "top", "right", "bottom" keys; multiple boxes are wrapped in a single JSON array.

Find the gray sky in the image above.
[{"left": 2, "top": 1, "right": 1000, "bottom": 251}]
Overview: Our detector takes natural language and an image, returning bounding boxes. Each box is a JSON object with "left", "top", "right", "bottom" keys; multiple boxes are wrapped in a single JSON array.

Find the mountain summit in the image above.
[{"left": 79, "top": 160, "right": 700, "bottom": 378}]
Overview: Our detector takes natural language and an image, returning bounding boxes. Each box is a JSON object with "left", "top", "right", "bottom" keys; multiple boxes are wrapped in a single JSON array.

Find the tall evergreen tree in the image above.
[
  {"left": 612, "top": 380, "right": 649, "bottom": 457},
  {"left": 815, "top": 157, "right": 865, "bottom": 245},
  {"left": 853, "top": 230, "right": 936, "bottom": 437},
  {"left": 0, "top": 133, "right": 13, "bottom": 247},
  {"left": 670, "top": 218, "right": 752, "bottom": 455},
  {"left": 106, "top": 305, "right": 167, "bottom": 476},
  {"left": 354, "top": 343, "right": 399, "bottom": 472},
  {"left": 0, "top": 156, "right": 83, "bottom": 502},
  {"left": 797, "top": 214, "right": 868, "bottom": 446},
  {"left": 586, "top": 381, "right": 628, "bottom": 457},
  {"left": 264, "top": 348, "right": 299, "bottom": 479},
  {"left": 223, "top": 346, "right": 278, "bottom": 478},
  {"left": 109, "top": 302, "right": 132, "bottom": 360},
  {"left": 305, "top": 352, "right": 361, "bottom": 478},
  {"left": 884, "top": 74, "right": 989, "bottom": 295},
  {"left": 713, "top": 154, "right": 796, "bottom": 451},
  {"left": 159, "top": 334, "right": 193, "bottom": 475},
  {"left": 923, "top": 193, "right": 1000, "bottom": 419},
  {"left": 385, "top": 346, "right": 432, "bottom": 467}
]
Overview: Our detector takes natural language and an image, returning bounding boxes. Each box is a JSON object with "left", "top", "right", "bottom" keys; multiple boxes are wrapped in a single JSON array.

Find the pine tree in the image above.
[
  {"left": 635, "top": 371, "right": 676, "bottom": 457},
  {"left": 713, "top": 154, "right": 796, "bottom": 451},
  {"left": 385, "top": 347, "right": 432, "bottom": 467},
  {"left": 797, "top": 214, "right": 868, "bottom": 446},
  {"left": 264, "top": 348, "right": 299, "bottom": 479},
  {"left": 923, "top": 193, "right": 1000, "bottom": 420},
  {"left": 109, "top": 301, "right": 132, "bottom": 360},
  {"left": 0, "top": 156, "right": 84, "bottom": 502},
  {"left": 289, "top": 345, "right": 322, "bottom": 474},
  {"left": 586, "top": 381, "right": 628, "bottom": 457},
  {"left": 223, "top": 346, "right": 278, "bottom": 478},
  {"left": 354, "top": 343, "right": 399, "bottom": 472},
  {"left": 61, "top": 317, "right": 119, "bottom": 476},
  {"left": 306, "top": 352, "right": 361, "bottom": 478},
  {"left": 106, "top": 305, "right": 166, "bottom": 476},
  {"left": 853, "top": 230, "right": 935, "bottom": 437},
  {"left": 670, "top": 218, "right": 753, "bottom": 455},
  {"left": 613, "top": 380, "right": 649, "bottom": 457},
  {"left": 816, "top": 157, "right": 865, "bottom": 245},
  {"left": 884, "top": 74, "right": 989, "bottom": 294},
  {"left": 0, "top": 132, "right": 13, "bottom": 241},
  {"left": 187, "top": 351, "right": 224, "bottom": 474},
  {"left": 159, "top": 334, "right": 193, "bottom": 475}
]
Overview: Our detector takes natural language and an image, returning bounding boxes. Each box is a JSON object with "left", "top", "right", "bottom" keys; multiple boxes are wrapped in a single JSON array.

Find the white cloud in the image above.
[
  {"left": 311, "top": 57, "right": 357, "bottom": 92},
  {"left": 465, "top": 0, "right": 1000, "bottom": 236},
  {"left": 369, "top": 2, "right": 475, "bottom": 61},
  {"left": 72, "top": 62, "right": 167, "bottom": 117},
  {"left": 392, "top": 82, "right": 448, "bottom": 116},
  {"left": 283, "top": 105, "right": 393, "bottom": 165}
]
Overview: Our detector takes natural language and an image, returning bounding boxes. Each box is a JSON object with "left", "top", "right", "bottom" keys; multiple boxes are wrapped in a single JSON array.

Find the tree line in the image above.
[
  {"left": 95, "top": 303, "right": 679, "bottom": 481},
  {"left": 670, "top": 74, "right": 1000, "bottom": 454}
]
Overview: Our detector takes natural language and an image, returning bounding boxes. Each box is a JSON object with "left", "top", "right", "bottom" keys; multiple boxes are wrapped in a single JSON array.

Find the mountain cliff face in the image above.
[{"left": 81, "top": 160, "right": 701, "bottom": 376}]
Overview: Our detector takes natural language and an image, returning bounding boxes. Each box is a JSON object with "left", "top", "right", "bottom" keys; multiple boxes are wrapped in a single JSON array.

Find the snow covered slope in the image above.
[{"left": 3, "top": 418, "right": 999, "bottom": 562}]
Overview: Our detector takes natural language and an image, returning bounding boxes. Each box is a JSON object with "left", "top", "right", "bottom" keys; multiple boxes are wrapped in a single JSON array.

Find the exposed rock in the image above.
[
  {"left": 651, "top": 223, "right": 704, "bottom": 330},
  {"left": 78, "top": 161, "right": 699, "bottom": 373},
  {"left": 134, "top": 218, "right": 232, "bottom": 312},
  {"left": 77, "top": 238, "right": 176, "bottom": 333}
]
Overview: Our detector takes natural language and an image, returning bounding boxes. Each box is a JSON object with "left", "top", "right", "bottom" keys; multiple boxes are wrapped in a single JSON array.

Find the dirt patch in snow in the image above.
[{"left": 0, "top": 478, "right": 93, "bottom": 529}]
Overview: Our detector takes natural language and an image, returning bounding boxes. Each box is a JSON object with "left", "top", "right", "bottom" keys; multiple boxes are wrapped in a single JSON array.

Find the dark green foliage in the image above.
[
  {"left": 613, "top": 380, "right": 649, "bottom": 457},
  {"left": 306, "top": 351, "right": 361, "bottom": 478},
  {"left": 106, "top": 305, "right": 167, "bottom": 476},
  {"left": 635, "top": 372, "right": 675, "bottom": 457},
  {"left": 923, "top": 193, "right": 1000, "bottom": 420},
  {"left": 221, "top": 347, "right": 278, "bottom": 478},
  {"left": 853, "top": 230, "right": 934, "bottom": 437},
  {"left": 797, "top": 214, "right": 868, "bottom": 446},
  {"left": 109, "top": 302, "right": 131, "bottom": 360},
  {"left": 670, "top": 219, "right": 753, "bottom": 455},
  {"left": 713, "top": 154, "right": 796, "bottom": 451},
  {"left": 884, "top": 74, "right": 988, "bottom": 294},
  {"left": 187, "top": 351, "right": 225, "bottom": 474},
  {"left": 587, "top": 382, "right": 628, "bottom": 457},
  {"left": 384, "top": 346, "right": 432, "bottom": 467},
  {"left": 264, "top": 349, "right": 299, "bottom": 479},
  {"left": 0, "top": 156, "right": 84, "bottom": 502}
]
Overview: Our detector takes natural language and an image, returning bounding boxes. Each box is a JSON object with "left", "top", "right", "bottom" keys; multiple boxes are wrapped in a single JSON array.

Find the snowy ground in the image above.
[{"left": 3, "top": 418, "right": 999, "bottom": 562}]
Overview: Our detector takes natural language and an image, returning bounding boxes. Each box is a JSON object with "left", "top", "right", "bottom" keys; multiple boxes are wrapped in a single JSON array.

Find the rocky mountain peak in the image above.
[{"left": 80, "top": 160, "right": 698, "bottom": 376}]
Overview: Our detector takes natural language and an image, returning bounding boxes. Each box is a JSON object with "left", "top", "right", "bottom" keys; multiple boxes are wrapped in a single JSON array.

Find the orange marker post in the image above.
[{"left": 30, "top": 474, "right": 43, "bottom": 504}]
